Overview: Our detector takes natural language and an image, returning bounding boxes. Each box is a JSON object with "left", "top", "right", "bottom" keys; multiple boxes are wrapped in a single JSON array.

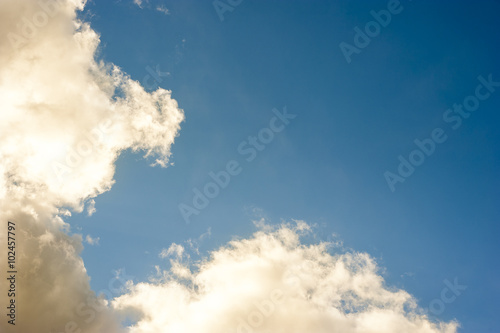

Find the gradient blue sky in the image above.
[{"left": 67, "top": 1, "right": 500, "bottom": 332}]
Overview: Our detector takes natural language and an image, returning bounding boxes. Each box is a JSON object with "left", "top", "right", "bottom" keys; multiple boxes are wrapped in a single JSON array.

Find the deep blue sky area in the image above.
[{"left": 68, "top": 1, "right": 500, "bottom": 332}]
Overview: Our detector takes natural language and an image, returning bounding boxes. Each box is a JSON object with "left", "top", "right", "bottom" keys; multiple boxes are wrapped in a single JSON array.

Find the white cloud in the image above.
[
  {"left": 86, "top": 234, "right": 100, "bottom": 246},
  {"left": 87, "top": 199, "right": 97, "bottom": 216},
  {"left": 114, "top": 222, "right": 459, "bottom": 333},
  {"left": 186, "top": 227, "right": 212, "bottom": 254},
  {"left": 401, "top": 272, "right": 416, "bottom": 279},
  {"left": 159, "top": 243, "right": 185, "bottom": 259},
  {"left": 133, "top": 1, "right": 169, "bottom": 15},
  {"left": 0, "top": 0, "right": 183, "bottom": 332},
  {"left": 156, "top": 5, "right": 169, "bottom": 15}
]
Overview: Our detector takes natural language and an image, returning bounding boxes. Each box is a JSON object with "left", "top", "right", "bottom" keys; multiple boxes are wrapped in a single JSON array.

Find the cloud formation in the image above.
[
  {"left": 114, "top": 222, "right": 459, "bottom": 333},
  {"left": 0, "top": 0, "right": 183, "bottom": 332},
  {"left": 0, "top": 1, "right": 459, "bottom": 333}
]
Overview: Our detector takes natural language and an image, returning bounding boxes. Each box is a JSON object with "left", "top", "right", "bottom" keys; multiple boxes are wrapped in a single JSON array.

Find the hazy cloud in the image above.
[
  {"left": 86, "top": 234, "right": 100, "bottom": 246},
  {"left": 159, "top": 243, "right": 185, "bottom": 259},
  {"left": 156, "top": 5, "right": 169, "bottom": 15},
  {"left": 87, "top": 199, "right": 97, "bottom": 216}
]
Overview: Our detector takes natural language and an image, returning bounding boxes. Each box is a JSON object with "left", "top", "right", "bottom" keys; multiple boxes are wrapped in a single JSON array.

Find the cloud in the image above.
[
  {"left": 87, "top": 199, "right": 97, "bottom": 216},
  {"left": 133, "top": 1, "right": 169, "bottom": 16},
  {"left": 133, "top": 0, "right": 145, "bottom": 8},
  {"left": 0, "top": 1, "right": 460, "bottom": 333},
  {"left": 114, "top": 222, "right": 459, "bottom": 333},
  {"left": 159, "top": 243, "right": 184, "bottom": 259},
  {"left": 0, "top": 0, "right": 183, "bottom": 332},
  {"left": 86, "top": 235, "right": 100, "bottom": 246},
  {"left": 156, "top": 5, "right": 169, "bottom": 15},
  {"left": 185, "top": 227, "right": 212, "bottom": 254}
]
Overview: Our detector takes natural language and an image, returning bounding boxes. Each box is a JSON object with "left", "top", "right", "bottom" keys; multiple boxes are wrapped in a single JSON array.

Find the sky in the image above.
[{"left": 0, "top": 0, "right": 499, "bottom": 332}]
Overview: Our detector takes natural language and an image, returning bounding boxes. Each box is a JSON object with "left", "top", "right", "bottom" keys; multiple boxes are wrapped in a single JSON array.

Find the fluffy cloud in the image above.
[
  {"left": 114, "top": 222, "right": 459, "bottom": 333},
  {"left": 0, "top": 0, "right": 183, "bottom": 332}
]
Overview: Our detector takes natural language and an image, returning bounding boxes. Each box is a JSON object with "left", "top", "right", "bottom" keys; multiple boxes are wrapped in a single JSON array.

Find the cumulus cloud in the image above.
[
  {"left": 114, "top": 222, "right": 458, "bottom": 333},
  {"left": 0, "top": 0, "right": 183, "bottom": 332}
]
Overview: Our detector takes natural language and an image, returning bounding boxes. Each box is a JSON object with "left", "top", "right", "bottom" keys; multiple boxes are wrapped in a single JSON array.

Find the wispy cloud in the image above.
[
  {"left": 133, "top": 0, "right": 145, "bottom": 8},
  {"left": 159, "top": 243, "right": 184, "bottom": 259},
  {"left": 87, "top": 199, "right": 97, "bottom": 216},
  {"left": 133, "top": 0, "right": 169, "bottom": 15},
  {"left": 156, "top": 5, "right": 169, "bottom": 15},
  {"left": 86, "top": 235, "right": 100, "bottom": 246}
]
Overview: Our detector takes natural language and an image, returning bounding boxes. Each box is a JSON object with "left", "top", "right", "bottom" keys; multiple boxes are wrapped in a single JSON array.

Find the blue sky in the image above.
[{"left": 62, "top": 0, "right": 500, "bottom": 331}]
